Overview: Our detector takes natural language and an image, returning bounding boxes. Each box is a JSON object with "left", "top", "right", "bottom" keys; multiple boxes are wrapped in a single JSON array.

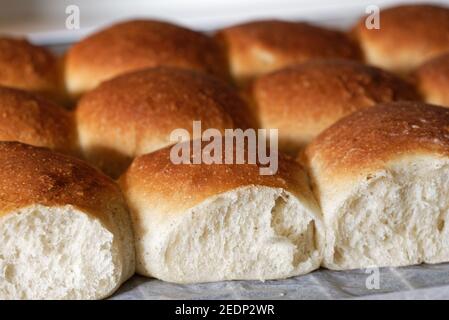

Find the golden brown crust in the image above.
[
  {"left": 65, "top": 20, "right": 229, "bottom": 97},
  {"left": 119, "top": 140, "right": 314, "bottom": 214},
  {"left": 0, "top": 86, "right": 78, "bottom": 155},
  {"left": 354, "top": 4, "right": 449, "bottom": 73},
  {"left": 248, "top": 59, "right": 419, "bottom": 154},
  {"left": 412, "top": 53, "right": 449, "bottom": 107},
  {"left": 76, "top": 67, "right": 253, "bottom": 177},
  {"left": 215, "top": 20, "right": 361, "bottom": 83},
  {"left": 305, "top": 102, "right": 449, "bottom": 180},
  {"left": 0, "top": 37, "right": 62, "bottom": 100},
  {"left": 0, "top": 141, "right": 126, "bottom": 220}
]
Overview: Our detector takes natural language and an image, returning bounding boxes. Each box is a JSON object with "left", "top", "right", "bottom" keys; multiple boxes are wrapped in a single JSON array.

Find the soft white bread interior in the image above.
[
  {"left": 304, "top": 102, "right": 449, "bottom": 270},
  {"left": 0, "top": 142, "right": 135, "bottom": 299},
  {"left": 119, "top": 141, "right": 324, "bottom": 283}
]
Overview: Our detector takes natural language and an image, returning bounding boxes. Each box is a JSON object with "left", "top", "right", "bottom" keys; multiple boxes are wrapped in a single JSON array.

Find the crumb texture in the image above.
[
  {"left": 326, "top": 157, "right": 449, "bottom": 269},
  {"left": 135, "top": 186, "right": 321, "bottom": 283},
  {"left": 0, "top": 205, "right": 120, "bottom": 299}
]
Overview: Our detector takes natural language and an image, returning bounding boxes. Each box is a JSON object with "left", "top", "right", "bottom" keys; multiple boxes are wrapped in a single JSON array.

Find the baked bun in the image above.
[
  {"left": 215, "top": 20, "right": 361, "bottom": 84},
  {"left": 0, "top": 142, "right": 135, "bottom": 299},
  {"left": 247, "top": 59, "right": 419, "bottom": 155},
  {"left": 353, "top": 4, "right": 449, "bottom": 74},
  {"left": 65, "top": 20, "right": 229, "bottom": 97},
  {"left": 412, "top": 53, "right": 449, "bottom": 107},
  {"left": 0, "top": 37, "right": 62, "bottom": 100},
  {"left": 119, "top": 141, "right": 323, "bottom": 283},
  {"left": 0, "top": 86, "right": 77, "bottom": 155},
  {"left": 76, "top": 67, "right": 253, "bottom": 177},
  {"left": 304, "top": 102, "right": 449, "bottom": 270}
]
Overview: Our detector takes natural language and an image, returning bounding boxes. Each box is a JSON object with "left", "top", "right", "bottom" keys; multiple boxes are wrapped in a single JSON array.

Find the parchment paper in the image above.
[{"left": 111, "top": 263, "right": 449, "bottom": 300}]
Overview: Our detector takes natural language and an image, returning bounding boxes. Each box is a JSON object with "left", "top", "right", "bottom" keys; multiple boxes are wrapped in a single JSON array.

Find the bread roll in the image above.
[
  {"left": 119, "top": 141, "right": 323, "bottom": 283},
  {"left": 65, "top": 19, "right": 229, "bottom": 98},
  {"left": 247, "top": 59, "right": 419, "bottom": 155},
  {"left": 0, "top": 86, "right": 77, "bottom": 155},
  {"left": 215, "top": 20, "right": 361, "bottom": 84},
  {"left": 76, "top": 67, "right": 253, "bottom": 177},
  {"left": 353, "top": 4, "right": 449, "bottom": 74},
  {"left": 0, "top": 142, "right": 135, "bottom": 299},
  {"left": 0, "top": 37, "right": 62, "bottom": 101},
  {"left": 304, "top": 102, "right": 449, "bottom": 270},
  {"left": 412, "top": 53, "right": 449, "bottom": 107}
]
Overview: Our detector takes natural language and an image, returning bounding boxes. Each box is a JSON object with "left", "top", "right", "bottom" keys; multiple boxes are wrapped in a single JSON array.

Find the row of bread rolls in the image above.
[
  {"left": 3, "top": 100, "right": 449, "bottom": 298},
  {"left": 1, "top": 2, "right": 449, "bottom": 299},
  {"left": 126, "top": 101, "right": 449, "bottom": 278},
  {"left": 0, "top": 60, "right": 421, "bottom": 176},
  {"left": 2, "top": 4, "right": 449, "bottom": 103}
]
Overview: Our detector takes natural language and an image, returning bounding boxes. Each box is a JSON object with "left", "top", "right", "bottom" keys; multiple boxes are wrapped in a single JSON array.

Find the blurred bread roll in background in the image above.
[
  {"left": 305, "top": 102, "right": 449, "bottom": 270},
  {"left": 0, "top": 142, "right": 135, "bottom": 299},
  {"left": 119, "top": 141, "right": 323, "bottom": 283},
  {"left": 215, "top": 20, "right": 361, "bottom": 84},
  {"left": 0, "top": 86, "right": 77, "bottom": 155},
  {"left": 0, "top": 37, "right": 62, "bottom": 102},
  {"left": 353, "top": 4, "right": 449, "bottom": 74},
  {"left": 76, "top": 67, "right": 253, "bottom": 177},
  {"left": 247, "top": 59, "right": 419, "bottom": 155},
  {"left": 65, "top": 20, "right": 229, "bottom": 98},
  {"left": 412, "top": 53, "right": 449, "bottom": 107}
]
